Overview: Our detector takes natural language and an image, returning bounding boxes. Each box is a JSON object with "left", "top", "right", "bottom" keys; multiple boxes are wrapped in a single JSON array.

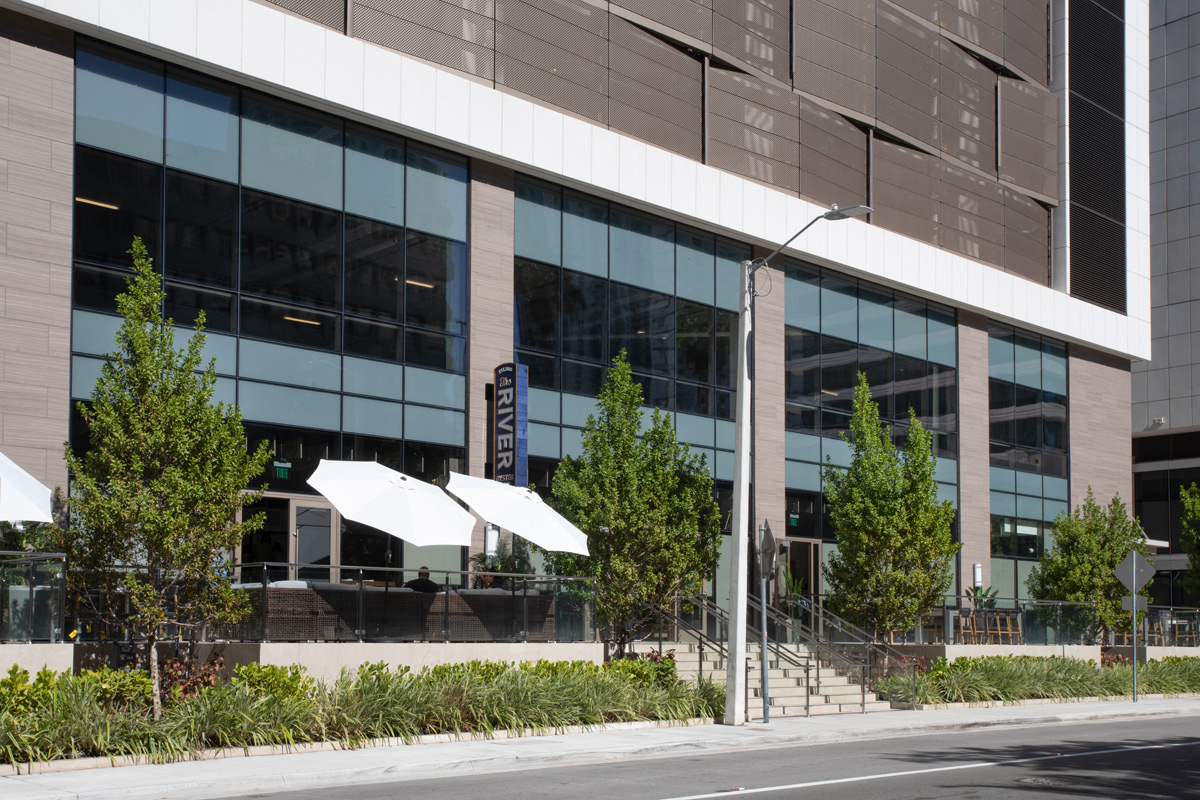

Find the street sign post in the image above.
[
  {"left": 759, "top": 521, "right": 775, "bottom": 724},
  {"left": 1114, "top": 551, "right": 1156, "bottom": 703}
]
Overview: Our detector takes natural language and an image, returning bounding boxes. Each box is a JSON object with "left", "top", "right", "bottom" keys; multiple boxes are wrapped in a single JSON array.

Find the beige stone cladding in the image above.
[
  {"left": 956, "top": 311, "right": 990, "bottom": 590},
  {"left": 1069, "top": 346, "right": 1132, "bottom": 508},
  {"left": 0, "top": 10, "right": 73, "bottom": 494},
  {"left": 752, "top": 257, "right": 786, "bottom": 552},
  {"left": 466, "top": 160, "right": 515, "bottom": 555}
]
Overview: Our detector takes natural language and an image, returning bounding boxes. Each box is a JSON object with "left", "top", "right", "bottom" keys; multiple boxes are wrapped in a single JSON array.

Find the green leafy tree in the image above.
[
  {"left": 1026, "top": 488, "right": 1149, "bottom": 642},
  {"left": 821, "top": 373, "right": 959, "bottom": 639},
  {"left": 53, "top": 238, "right": 271, "bottom": 718},
  {"left": 1178, "top": 484, "right": 1200, "bottom": 600},
  {"left": 543, "top": 351, "right": 722, "bottom": 655}
]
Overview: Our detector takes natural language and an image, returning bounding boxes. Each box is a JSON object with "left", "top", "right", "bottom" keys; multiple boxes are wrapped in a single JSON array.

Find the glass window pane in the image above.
[
  {"left": 165, "top": 68, "right": 239, "bottom": 182},
  {"left": 610, "top": 284, "right": 674, "bottom": 375},
  {"left": 991, "top": 516, "right": 1015, "bottom": 556},
  {"left": 240, "top": 189, "right": 341, "bottom": 308},
  {"left": 820, "top": 275, "right": 856, "bottom": 341},
  {"left": 610, "top": 206, "right": 674, "bottom": 293},
  {"left": 785, "top": 328, "right": 820, "bottom": 405},
  {"left": 1042, "top": 452, "right": 1068, "bottom": 478},
  {"left": 340, "top": 518, "right": 402, "bottom": 580},
  {"left": 676, "top": 228, "right": 715, "bottom": 305},
  {"left": 75, "top": 44, "right": 164, "bottom": 162},
  {"left": 515, "top": 181, "right": 561, "bottom": 265},
  {"left": 858, "top": 288, "right": 893, "bottom": 350},
  {"left": 518, "top": 350, "right": 559, "bottom": 390},
  {"left": 894, "top": 354, "right": 928, "bottom": 421},
  {"left": 165, "top": 283, "right": 235, "bottom": 332},
  {"left": 787, "top": 490, "right": 821, "bottom": 537},
  {"left": 894, "top": 296, "right": 927, "bottom": 359},
  {"left": 405, "top": 144, "right": 468, "bottom": 241},
  {"left": 714, "top": 309, "right": 736, "bottom": 388},
  {"left": 858, "top": 345, "right": 894, "bottom": 419},
  {"left": 242, "top": 93, "right": 343, "bottom": 208},
  {"left": 821, "top": 408, "right": 852, "bottom": 439},
  {"left": 344, "top": 316, "right": 402, "bottom": 362},
  {"left": 343, "top": 355, "right": 404, "bottom": 400},
  {"left": 632, "top": 372, "right": 672, "bottom": 410},
  {"left": 786, "top": 404, "right": 818, "bottom": 434},
  {"left": 989, "top": 379, "right": 1015, "bottom": 443},
  {"left": 785, "top": 262, "right": 821, "bottom": 331},
  {"left": 1014, "top": 334, "right": 1042, "bottom": 389},
  {"left": 404, "top": 329, "right": 466, "bottom": 373},
  {"left": 563, "top": 192, "right": 608, "bottom": 277},
  {"left": 677, "top": 382, "right": 713, "bottom": 416},
  {"left": 164, "top": 170, "right": 236, "bottom": 287},
  {"left": 345, "top": 126, "right": 404, "bottom": 226},
  {"left": 405, "top": 232, "right": 468, "bottom": 335},
  {"left": 820, "top": 335, "right": 857, "bottom": 411},
  {"left": 404, "top": 441, "right": 466, "bottom": 486},
  {"left": 929, "top": 364, "right": 957, "bottom": 431},
  {"left": 927, "top": 306, "right": 956, "bottom": 366},
  {"left": 676, "top": 300, "right": 713, "bottom": 384},
  {"left": 1042, "top": 341, "right": 1067, "bottom": 396},
  {"left": 561, "top": 359, "right": 604, "bottom": 396},
  {"left": 344, "top": 434, "right": 405, "bottom": 470},
  {"left": 342, "top": 395, "right": 403, "bottom": 439},
  {"left": 244, "top": 423, "right": 338, "bottom": 491},
  {"left": 240, "top": 497, "right": 290, "bottom": 580},
  {"left": 988, "top": 327, "right": 1015, "bottom": 382},
  {"left": 562, "top": 270, "right": 606, "bottom": 362},
  {"left": 240, "top": 298, "right": 339, "bottom": 350},
  {"left": 716, "top": 239, "right": 749, "bottom": 311},
  {"left": 73, "top": 264, "right": 130, "bottom": 314},
  {"left": 74, "top": 146, "right": 162, "bottom": 268},
  {"left": 1042, "top": 391, "right": 1068, "bottom": 453},
  {"left": 344, "top": 215, "right": 404, "bottom": 321},
  {"left": 715, "top": 389, "right": 734, "bottom": 420},
  {"left": 515, "top": 258, "right": 560, "bottom": 353},
  {"left": 1014, "top": 384, "right": 1041, "bottom": 448}
]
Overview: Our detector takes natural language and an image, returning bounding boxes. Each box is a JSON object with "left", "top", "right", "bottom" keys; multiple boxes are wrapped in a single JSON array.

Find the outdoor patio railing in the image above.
[
  {"left": 0, "top": 551, "right": 66, "bottom": 643},
  {"left": 208, "top": 563, "right": 597, "bottom": 644}
]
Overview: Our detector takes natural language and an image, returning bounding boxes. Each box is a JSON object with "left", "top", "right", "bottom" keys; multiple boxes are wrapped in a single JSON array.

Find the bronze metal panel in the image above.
[
  {"left": 938, "top": 40, "right": 996, "bottom": 171},
  {"left": 707, "top": 66, "right": 799, "bottom": 193},
  {"left": 356, "top": 0, "right": 494, "bottom": 46},
  {"left": 1003, "top": 0, "right": 1048, "bottom": 84},
  {"left": 876, "top": 5, "right": 940, "bottom": 149},
  {"left": 939, "top": 0, "right": 1003, "bottom": 57},
  {"left": 888, "top": 0, "right": 938, "bottom": 23},
  {"left": 793, "top": 0, "right": 875, "bottom": 118},
  {"left": 709, "top": 66, "right": 800, "bottom": 115},
  {"left": 799, "top": 95, "right": 868, "bottom": 172},
  {"left": 708, "top": 138, "right": 801, "bottom": 192},
  {"left": 940, "top": 163, "right": 1005, "bottom": 247},
  {"left": 495, "top": 0, "right": 608, "bottom": 64},
  {"left": 363, "top": 0, "right": 494, "bottom": 17},
  {"left": 267, "top": 0, "right": 346, "bottom": 30},
  {"left": 873, "top": 139, "right": 941, "bottom": 244},
  {"left": 495, "top": 53, "right": 609, "bottom": 123},
  {"left": 1003, "top": 188, "right": 1049, "bottom": 283},
  {"left": 611, "top": 0, "right": 713, "bottom": 43},
  {"left": 610, "top": 69, "right": 701, "bottom": 128},
  {"left": 495, "top": 0, "right": 607, "bottom": 37},
  {"left": 352, "top": 4, "right": 495, "bottom": 78},
  {"left": 495, "top": 25, "right": 607, "bottom": 92},
  {"left": 706, "top": 114, "right": 800, "bottom": 166},
  {"left": 610, "top": 98, "right": 703, "bottom": 159},
  {"left": 998, "top": 77, "right": 1057, "bottom": 199},
  {"left": 713, "top": 0, "right": 789, "bottom": 78}
]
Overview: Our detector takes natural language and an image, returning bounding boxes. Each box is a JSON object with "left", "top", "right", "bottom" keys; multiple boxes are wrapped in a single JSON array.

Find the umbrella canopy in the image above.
[
  {"left": 445, "top": 472, "right": 589, "bottom": 556},
  {"left": 307, "top": 460, "right": 474, "bottom": 548},
  {"left": 0, "top": 450, "right": 53, "bottom": 524}
]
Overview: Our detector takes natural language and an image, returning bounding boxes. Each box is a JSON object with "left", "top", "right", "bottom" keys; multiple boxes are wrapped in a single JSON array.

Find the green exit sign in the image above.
[{"left": 273, "top": 460, "right": 292, "bottom": 479}]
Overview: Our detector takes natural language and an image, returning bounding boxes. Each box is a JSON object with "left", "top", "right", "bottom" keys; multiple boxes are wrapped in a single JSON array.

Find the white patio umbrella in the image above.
[
  {"left": 0, "top": 450, "right": 53, "bottom": 524},
  {"left": 445, "top": 472, "right": 589, "bottom": 556},
  {"left": 306, "top": 460, "right": 474, "bottom": 547}
]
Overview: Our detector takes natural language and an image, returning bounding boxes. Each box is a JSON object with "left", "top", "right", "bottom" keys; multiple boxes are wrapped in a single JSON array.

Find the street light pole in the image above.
[{"left": 723, "top": 204, "right": 871, "bottom": 726}]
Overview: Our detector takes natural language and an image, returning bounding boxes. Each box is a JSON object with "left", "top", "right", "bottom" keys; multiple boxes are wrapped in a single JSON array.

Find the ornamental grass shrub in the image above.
[
  {"left": 879, "top": 655, "right": 1200, "bottom": 705},
  {"left": 0, "top": 658, "right": 724, "bottom": 767}
]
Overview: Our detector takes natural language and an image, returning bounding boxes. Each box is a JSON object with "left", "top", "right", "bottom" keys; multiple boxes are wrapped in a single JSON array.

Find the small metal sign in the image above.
[
  {"left": 1122, "top": 596, "right": 1148, "bottom": 612},
  {"left": 1115, "top": 551, "right": 1155, "bottom": 593}
]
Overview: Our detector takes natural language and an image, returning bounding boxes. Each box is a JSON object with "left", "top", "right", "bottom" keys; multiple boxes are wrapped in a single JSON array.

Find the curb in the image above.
[
  {"left": 890, "top": 691, "right": 1200, "bottom": 711},
  {"left": 0, "top": 717, "right": 715, "bottom": 778}
]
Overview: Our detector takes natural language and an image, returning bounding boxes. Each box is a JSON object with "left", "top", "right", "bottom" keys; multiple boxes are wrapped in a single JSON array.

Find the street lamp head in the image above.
[{"left": 822, "top": 204, "right": 873, "bottom": 221}]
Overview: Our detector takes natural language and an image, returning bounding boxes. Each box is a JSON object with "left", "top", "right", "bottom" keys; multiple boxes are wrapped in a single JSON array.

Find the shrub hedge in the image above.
[
  {"left": 879, "top": 655, "right": 1200, "bottom": 705},
  {"left": 0, "top": 658, "right": 724, "bottom": 767}
]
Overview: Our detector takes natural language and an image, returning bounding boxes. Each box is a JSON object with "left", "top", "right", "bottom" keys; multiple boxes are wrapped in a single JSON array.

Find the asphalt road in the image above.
[{"left": 224, "top": 715, "right": 1200, "bottom": 800}]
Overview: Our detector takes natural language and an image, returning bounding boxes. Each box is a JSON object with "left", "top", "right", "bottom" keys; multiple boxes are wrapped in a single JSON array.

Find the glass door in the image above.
[{"left": 294, "top": 503, "right": 335, "bottom": 583}]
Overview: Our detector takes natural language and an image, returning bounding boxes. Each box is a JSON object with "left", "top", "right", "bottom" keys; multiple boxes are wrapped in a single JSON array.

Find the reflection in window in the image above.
[
  {"left": 75, "top": 43, "right": 164, "bottom": 162},
  {"left": 73, "top": 264, "right": 130, "bottom": 314},
  {"left": 240, "top": 298, "right": 339, "bottom": 351},
  {"left": 344, "top": 316, "right": 402, "bottom": 362},
  {"left": 75, "top": 146, "right": 162, "bottom": 268},
  {"left": 515, "top": 259, "right": 560, "bottom": 353},
  {"left": 164, "top": 170, "right": 237, "bottom": 287},
  {"left": 244, "top": 422, "right": 338, "bottom": 492},
  {"left": 241, "top": 93, "right": 343, "bottom": 209},
  {"left": 405, "top": 329, "right": 466, "bottom": 373},
  {"left": 562, "top": 270, "right": 606, "bottom": 362},
  {"left": 611, "top": 284, "right": 674, "bottom": 376},
  {"left": 344, "top": 216, "right": 404, "bottom": 321},
  {"left": 165, "top": 283, "right": 235, "bottom": 332},
  {"left": 819, "top": 335, "right": 857, "bottom": 412},
  {"left": 240, "top": 189, "right": 341, "bottom": 308},
  {"left": 166, "top": 68, "right": 240, "bottom": 182},
  {"left": 405, "top": 232, "right": 467, "bottom": 335}
]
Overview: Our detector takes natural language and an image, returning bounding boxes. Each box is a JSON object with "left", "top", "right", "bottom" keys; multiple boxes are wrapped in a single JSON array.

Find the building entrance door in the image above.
[{"left": 238, "top": 494, "right": 339, "bottom": 584}]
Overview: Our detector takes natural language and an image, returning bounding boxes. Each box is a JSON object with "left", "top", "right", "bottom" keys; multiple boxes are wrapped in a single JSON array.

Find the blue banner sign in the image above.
[{"left": 494, "top": 363, "right": 528, "bottom": 486}]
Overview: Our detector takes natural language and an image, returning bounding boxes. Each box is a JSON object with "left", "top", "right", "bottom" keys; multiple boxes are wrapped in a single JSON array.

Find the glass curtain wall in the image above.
[
  {"left": 70, "top": 39, "right": 470, "bottom": 577},
  {"left": 782, "top": 261, "right": 959, "bottom": 541},
  {"left": 987, "top": 324, "right": 1070, "bottom": 601}
]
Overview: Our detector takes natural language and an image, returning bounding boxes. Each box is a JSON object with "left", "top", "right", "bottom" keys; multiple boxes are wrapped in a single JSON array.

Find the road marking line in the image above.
[{"left": 658, "top": 740, "right": 1199, "bottom": 799}]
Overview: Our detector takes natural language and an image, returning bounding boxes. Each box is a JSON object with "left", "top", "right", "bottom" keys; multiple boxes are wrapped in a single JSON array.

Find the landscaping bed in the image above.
[
  {"left": 878, "top": 654, "right": 1200, "bottom": 705},
  {"left": 0, "top": 656, "right": 723, "bottom": 768}
]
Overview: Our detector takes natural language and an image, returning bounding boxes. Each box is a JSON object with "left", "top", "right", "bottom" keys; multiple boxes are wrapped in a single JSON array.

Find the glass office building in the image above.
[{"left": 0, "top": 0, "right": 1148, "bottom": 603}]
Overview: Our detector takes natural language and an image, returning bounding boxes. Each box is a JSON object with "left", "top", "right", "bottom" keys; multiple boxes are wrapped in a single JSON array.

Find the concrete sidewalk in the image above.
[{"left": 4, "top": 698, "right": 1200, "bottom": 800}]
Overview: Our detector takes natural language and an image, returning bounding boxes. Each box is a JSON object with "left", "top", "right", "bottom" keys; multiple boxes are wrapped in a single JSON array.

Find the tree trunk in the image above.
[{"left": 148, "top": 634, "right": 161, "bottom": 720}]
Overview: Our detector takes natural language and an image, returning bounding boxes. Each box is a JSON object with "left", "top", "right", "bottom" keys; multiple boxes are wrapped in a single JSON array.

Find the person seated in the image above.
[{"left": 404, "top": 567, "right": 441, "bottom": 593}]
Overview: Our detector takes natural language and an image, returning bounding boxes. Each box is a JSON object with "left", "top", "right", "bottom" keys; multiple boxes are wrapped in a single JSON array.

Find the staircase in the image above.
[{"left": 646, "top": 640, "right": 894, "bottom": 717}]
